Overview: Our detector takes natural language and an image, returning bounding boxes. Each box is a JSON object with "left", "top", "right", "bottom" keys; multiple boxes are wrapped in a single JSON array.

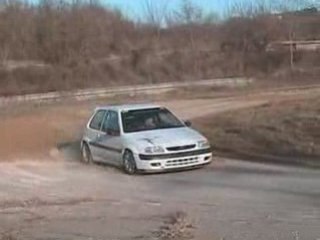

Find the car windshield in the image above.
[{"left": 121, "top": 108, "right": 185, "bottom": 133}]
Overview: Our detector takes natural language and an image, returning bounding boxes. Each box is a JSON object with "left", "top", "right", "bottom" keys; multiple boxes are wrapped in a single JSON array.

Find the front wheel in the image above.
[{"left": 123, "top": 150, "right": 137, "bottom": 175}]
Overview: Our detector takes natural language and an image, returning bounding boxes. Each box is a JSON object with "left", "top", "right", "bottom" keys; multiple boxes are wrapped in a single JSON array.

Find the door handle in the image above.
[
  {"left": 96, "top": 134, "right": 103, "bottom": 141},
  {"left": 97, "top": 133, "right": 108, "bottom": 140}
]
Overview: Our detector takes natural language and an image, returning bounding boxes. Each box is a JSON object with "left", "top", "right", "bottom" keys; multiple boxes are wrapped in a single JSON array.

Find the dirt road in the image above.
[
  {"left": 0, "top": 159, "right": 319, "bottom": 240},
  {"left": 0, "top": 87, "right": 320, "bottom": 240}
]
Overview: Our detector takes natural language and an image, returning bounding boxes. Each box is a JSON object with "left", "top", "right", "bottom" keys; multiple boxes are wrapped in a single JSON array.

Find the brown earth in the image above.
[
  {"left": 0, "top": 85, "right": 320, "bottom": 163},
  {"left": 195, "top": 97, "right": 320, "bottom": 165}
]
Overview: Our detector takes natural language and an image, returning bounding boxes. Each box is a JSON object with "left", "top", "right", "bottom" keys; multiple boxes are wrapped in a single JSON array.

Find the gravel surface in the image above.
[
  {"left": 0, "top": 87, "right": 320, "bottom": 240},
  {"left": 0, "top": 159, "right": 319, "bottom": 240}
]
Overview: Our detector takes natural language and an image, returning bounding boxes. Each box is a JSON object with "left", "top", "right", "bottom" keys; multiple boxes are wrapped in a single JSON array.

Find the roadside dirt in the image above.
[
  {"left": 195, "top": 96, "right": 320, "bottom": 165},
  {"left": 0, "top": 106, "right": 88, "bottom": 160},
  {"left": 0, "top": 85, "right": 320, "bottom": 162},
  {"left": 0, "top": 98, "right": 267, "bottom": 161}
]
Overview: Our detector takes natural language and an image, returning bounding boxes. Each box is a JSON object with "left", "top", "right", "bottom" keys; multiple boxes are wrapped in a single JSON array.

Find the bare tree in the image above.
[
  {"left": 142, "top": 0, "right": 170, "bottom": 50},
  {"left": 143, "top": 0, "right": 169, "bottom": 27}
]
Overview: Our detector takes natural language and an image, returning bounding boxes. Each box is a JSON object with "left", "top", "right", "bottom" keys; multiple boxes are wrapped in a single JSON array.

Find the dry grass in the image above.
[
  {"left": 195, "top": 97, "right": 320, "bottom": 165},
  {"left": 153, "top": 212, "right": 194, "bottom": 240},
  {"left": 0, "top": 1, "right": 319, "bottom": 96}
]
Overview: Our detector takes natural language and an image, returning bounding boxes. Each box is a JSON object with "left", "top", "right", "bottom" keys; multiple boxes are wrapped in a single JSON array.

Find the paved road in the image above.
[{"left": 0, "top": 158, "right": 319, "bottom": 240}]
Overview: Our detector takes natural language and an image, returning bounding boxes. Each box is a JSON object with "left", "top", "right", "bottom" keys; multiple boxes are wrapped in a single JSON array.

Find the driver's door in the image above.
[{"left": 99, "top": 110, "right": 123, "bottom": 166}]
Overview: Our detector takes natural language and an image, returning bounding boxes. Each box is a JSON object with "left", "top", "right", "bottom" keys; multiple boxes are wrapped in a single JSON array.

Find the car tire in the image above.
[
  {"left": 123, "top": 150, "right": 137, "bottom": 175},
  {"left": 81, "top": 143, "right": 93, "bottom": 164}
]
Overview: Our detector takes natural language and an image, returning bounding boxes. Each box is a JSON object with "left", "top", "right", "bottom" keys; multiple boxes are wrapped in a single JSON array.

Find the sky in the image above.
[
  {"left": 104, "top": 0, "right": 231, "bottom": 19},
  {"left": 27, "top": 0, "right": 319, "bottom": 20},
  {"left": 103, "top": 0, "right": 319, "bottom": 20}
]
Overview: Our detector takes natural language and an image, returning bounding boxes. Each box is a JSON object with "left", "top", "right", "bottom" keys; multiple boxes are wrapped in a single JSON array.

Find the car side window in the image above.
[
  {"left": 102, "top": 110, "right": 120, "bottom": 133},
  {"left": 89, "top": 110, "right": 106, "bottom": 131}
]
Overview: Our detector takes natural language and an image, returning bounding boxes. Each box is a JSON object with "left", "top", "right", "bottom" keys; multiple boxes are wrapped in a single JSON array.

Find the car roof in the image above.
[{"left": 96, "top": 104, "right": 161, "bottom": 112}]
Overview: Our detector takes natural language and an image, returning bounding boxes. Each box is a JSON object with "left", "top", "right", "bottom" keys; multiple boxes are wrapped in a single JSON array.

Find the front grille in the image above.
[
  {"left": 139, "top": 148, "right": 211, "bottom": 160},
  {"left": 166, "top": 157, "right": 199, "bottom": 167},
  {"left": 166, "top": 144, "right": 196, "bottom": 152}
]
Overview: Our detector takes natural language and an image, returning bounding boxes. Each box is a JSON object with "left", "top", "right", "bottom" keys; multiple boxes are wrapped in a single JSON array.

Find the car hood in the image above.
[{"left": 124, "top": 127, "right": 206, "bottom": 151}]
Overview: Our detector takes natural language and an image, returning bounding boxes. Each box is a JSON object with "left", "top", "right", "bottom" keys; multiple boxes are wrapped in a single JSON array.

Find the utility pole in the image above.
[
  {"left": 289, "top": 21, "right": 296, "bottom": 71},
  {"left": 289, "top": 32, "right": 294, "bottom": 70}
]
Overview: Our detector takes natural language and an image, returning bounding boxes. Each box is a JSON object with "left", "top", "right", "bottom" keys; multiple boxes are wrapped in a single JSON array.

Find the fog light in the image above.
[
  {"left": 204, "top": 156, "right": 211, "bottom": 161},
  {"left": 151, "top": 163, "right": 161, "bottom": 167}
]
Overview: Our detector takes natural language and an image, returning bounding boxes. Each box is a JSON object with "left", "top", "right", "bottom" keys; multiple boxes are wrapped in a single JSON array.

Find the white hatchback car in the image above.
[{"left": 81, "top": 104, "right": 212, "bottom": 174}]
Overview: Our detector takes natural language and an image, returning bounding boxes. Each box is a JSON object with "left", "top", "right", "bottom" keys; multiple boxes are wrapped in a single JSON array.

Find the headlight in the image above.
[
  {"left": 198, "top": 140, "right": 210, "bottom": 149},
  {"left": 144, "top": 146, "right": 165, "bottom": 154}
]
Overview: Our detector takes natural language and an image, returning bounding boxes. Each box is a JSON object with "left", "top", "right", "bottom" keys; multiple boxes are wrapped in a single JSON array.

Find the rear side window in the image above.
[
  {"left": 89, "top": 110, "right": 106, "bottom": 130},
  {"left": 102, "top": 110, "right": 120, "bottom": 132}
]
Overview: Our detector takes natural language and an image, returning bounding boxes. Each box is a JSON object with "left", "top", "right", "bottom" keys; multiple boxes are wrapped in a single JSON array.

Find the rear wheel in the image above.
[
  {"left": 123, "top": 150, "right": 137, "bottom": 175},
  {"left": 81, "top": 143, "right": 93, "bottom": 164}
]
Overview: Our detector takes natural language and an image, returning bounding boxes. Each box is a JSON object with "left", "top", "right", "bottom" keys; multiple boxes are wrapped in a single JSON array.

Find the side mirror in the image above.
[
  {"left": 184, "top": 120, "right": 192, "bottom": 127},
  {"left": 106, "top": 128, "right": 120, "bottom": 136}
]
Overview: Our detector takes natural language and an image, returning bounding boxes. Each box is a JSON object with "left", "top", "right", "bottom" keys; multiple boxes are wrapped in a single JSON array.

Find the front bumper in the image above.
[{"left": 134, "top": 148, "right": 213, "bottom": 172}]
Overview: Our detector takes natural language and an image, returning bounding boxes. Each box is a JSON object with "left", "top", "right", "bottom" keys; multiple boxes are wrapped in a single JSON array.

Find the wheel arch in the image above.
[
  {"left": 81, "top": 139, "right": 90, "bottom": 150},
  {"left": 122, "top": 147, "right": 134, "bottom": 157},
  {"left": 122, "top": 144, "right": 139, "bottom": 156}
]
